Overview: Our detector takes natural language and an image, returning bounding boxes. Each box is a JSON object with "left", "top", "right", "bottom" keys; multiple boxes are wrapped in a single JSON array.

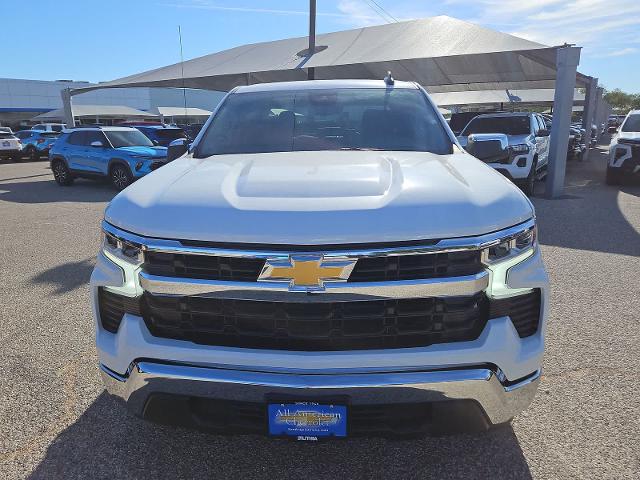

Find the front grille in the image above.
[
  {"left": 97, "top": 288, "right": 142, "bottom": 333},
  {"left": 141, "top": 292, "right": 489, "bottom": 351},
  {"left": 348, "top": 250, "right": 482, "bottom": 281},
  {"left": 489, "top": 289, "right": 541, "bottom": 338},
  {"left": 142, "top": 250, "right": 483, "bottom": 283},
  {"left": 143, "top": 251, "right": 265, "bottom": 281}
]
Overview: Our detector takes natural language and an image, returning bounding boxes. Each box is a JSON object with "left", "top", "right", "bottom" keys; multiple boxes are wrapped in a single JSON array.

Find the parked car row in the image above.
[{"left": 450, "top": 110, "right": 602, "bottom": 195}]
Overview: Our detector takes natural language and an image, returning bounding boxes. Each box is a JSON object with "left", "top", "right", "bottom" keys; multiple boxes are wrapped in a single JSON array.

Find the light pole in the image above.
[{"left": 308, "top": 0, "right": 316, "bottom": 80}]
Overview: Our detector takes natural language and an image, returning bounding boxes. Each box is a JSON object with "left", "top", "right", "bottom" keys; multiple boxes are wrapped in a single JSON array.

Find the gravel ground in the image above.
[{"left": 0, "top": 143, "right": 638, "bottom": 479}]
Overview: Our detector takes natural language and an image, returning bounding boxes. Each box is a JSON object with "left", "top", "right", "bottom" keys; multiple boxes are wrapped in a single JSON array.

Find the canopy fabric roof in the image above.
[
  {"left": 152, "top": 106, "right": 212, "bottom": 117},
  {"left": 431, "top": 88, "right": 586, "bottom": 107},
  {"left": 34, "top": 104, "right": 155, "bottom": 120},
  {"left": 70, "top": 16, "right": 589, "bottom": 95}
]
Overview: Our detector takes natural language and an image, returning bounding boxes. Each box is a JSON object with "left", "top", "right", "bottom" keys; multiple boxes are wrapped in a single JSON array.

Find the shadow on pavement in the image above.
[
  {"left": 533, "top": 144, "right": 640, "bottom": 257},
  {"left": 0, "top": 179, "right": 116, "bottom": 204},
  {"left": 28, "top": 392, "right": 532, "bottom": 480},
  {"left": 30, "top": 258, "right": 95, "bottom": 295}
]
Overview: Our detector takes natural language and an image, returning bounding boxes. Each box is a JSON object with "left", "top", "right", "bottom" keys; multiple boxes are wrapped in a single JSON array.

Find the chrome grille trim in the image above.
[
  {"left": 139, "top": 270, "right": 490, "bottom": 299},
  {"left": 102, "top": 218, "right": 535, "bottom": 260}
]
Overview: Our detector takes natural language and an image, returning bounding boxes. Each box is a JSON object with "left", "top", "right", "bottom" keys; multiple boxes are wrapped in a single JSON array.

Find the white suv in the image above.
[
  {"left": 458, "top": 112, "right": 550, "bottom": 195},
  {"left": 92, "top": 80, "right": 548, "bottom": 439},
  {"left": 0, "top": 130, "right": 22, "bottom": 161},
  {"left": 607, "top": 110, "right": 640, "bottom": 185}
]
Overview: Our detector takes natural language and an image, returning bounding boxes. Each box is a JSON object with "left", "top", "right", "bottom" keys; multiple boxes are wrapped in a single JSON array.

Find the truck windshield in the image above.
[
  {"left": 105, "top": 130, "right": 154, "bottom": 148},
  {"left": 621, "top": 114, "right": 640, "bottom": 132},
  {"left": 462, "top": 116, "right": 531, "bottom": 136},
  {"left": 195, "top": 88, "right": 452, "bottom": 157}
]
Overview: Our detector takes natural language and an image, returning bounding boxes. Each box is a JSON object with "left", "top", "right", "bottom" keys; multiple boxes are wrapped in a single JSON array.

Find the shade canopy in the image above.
[
  {"left": 70, "top": 15, "right": 589, "bottom": 95},
  {"left": 431, "top": 88, "right": 586, "bottom": 108},
  {"left": 34, "top": 104, "right": 155, "bottom": 120},
  {"left": 151, "top": 106, "right": 212, "bottom": 117}
]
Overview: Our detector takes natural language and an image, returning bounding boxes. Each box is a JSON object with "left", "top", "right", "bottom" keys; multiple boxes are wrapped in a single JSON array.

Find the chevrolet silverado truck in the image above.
[{"left": 92, "top": 79, "right": 548, "bottom": 439}]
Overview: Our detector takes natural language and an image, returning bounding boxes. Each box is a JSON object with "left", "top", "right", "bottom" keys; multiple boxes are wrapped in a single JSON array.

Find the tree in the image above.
[{"left": 603, "top": 88, "right": 640, "bottom": 112}]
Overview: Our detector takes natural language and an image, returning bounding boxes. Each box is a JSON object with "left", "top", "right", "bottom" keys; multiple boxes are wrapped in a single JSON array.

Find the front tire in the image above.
[
  {"left": 606, "top": 167, "right": 622, "bottom": 185},
  {"left": 26, "top": 146, "right": 39, "bottom": 162},
  {"left": 52, "top": 159, "right": 74, "bottom": 186},
  {"left": 110, "top": 164, "right": 133, "bottom": 191},
  {"left": 521, "top": 157, "right": 538, "bottom": 196}
]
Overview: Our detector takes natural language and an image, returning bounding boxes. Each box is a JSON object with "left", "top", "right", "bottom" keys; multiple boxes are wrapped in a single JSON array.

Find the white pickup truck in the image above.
[{"left": 92, "top": 79, "right": 548, "bottom": 439}]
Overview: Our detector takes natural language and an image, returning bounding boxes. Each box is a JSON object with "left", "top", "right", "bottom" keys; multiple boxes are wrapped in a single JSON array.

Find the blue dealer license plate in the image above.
[{"left": 268, "top": 402, "right": 347, "bottom": 439}]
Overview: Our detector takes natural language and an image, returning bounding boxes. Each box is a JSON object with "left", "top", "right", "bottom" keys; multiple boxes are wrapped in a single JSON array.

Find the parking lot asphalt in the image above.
[{"left": 1, "top": 143, "right": 639, "bottom": 480}]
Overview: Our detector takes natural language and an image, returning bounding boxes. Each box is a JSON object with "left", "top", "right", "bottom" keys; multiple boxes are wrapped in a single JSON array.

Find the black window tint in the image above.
[
  {"left": 462, "top": 116, "right": 531, "bottom": 136},
  {"left": 67, "top": 131, "right": 86, "bottom": 145},
  {"left": 621, "top": 114, "right": 640, "bottom": 132},
  {"left": 84, "top": 131, "right": 108, "bottom": 146},
  {"left": 196, "top": 88, "right": 452, "bottom": 156}
]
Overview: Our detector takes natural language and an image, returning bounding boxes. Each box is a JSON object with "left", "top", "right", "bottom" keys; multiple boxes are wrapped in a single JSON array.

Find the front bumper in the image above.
[{"left": 101, "top": 360, "right": 540, "bottom": 427}]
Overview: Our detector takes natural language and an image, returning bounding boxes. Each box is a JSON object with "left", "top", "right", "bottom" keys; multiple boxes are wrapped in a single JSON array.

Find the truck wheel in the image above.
[
  {"left": 110, "top": 164, "right": 133, "bottom": 191},
  {"left": 52, "top": 159, "right": 74, "bottom": 186},
  {"left": 28, "top": 146, "right": 40, "bottom": 162},
  {"left": 605, "top": 168, "right": 621, "bottom": 185},
  {"left": 521, "top": 158, "right": 537, "bottom": 196}
]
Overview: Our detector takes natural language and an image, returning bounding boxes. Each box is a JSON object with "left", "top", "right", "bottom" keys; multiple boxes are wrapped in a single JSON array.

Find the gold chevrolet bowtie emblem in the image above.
[{"left": 258, "top": 255, "right": 356, "bottom": 291}]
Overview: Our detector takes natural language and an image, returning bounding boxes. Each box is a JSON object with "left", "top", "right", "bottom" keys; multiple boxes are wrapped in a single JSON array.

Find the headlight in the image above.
[
  {"left": 613, "top": 145, "right": 628, "bottom": 161},
  {"left": 483, "top": 224, "right": 536, "bottom": 264},
  {"left": 103, "top": 230, "right": 143, "bottom": 265},
  {"left": 483, "top": 223, "right": 537, "bottom": 298},
  {"left": 510, "top": 144, "right": 529, "bottom": 153}
]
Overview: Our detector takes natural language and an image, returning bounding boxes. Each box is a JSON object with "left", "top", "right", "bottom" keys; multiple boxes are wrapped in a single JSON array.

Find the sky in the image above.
[{"left": 2, "top": 0, "right": 639, "bottom": 92}]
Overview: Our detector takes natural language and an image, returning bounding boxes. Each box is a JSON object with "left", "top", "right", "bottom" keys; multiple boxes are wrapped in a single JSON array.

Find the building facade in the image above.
[{"left": 0, "top": 78, "right": 224, "bottom": 129}]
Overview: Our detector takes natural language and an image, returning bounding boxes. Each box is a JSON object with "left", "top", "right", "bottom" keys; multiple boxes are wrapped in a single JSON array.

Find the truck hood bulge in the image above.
[{"left": 105, "top": 150, "right": 534, "bottom": 245}]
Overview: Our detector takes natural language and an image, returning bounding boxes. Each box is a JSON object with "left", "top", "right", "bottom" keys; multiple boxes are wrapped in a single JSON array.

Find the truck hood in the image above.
[
  {"left": 616, "top": 131, "right": 640, "bottom": 142},
  {"left": 115, "top": 145, "right": 167, "bottom": 158},
  {"left": 105, "top": 150, "right": 534, "bottom": 245},
  {"left": 458, "top": 133, "right": 531, "bottom": 147}
]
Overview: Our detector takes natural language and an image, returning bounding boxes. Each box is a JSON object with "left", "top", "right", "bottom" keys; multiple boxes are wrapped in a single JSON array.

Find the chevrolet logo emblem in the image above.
[{"left": 258, "top": 254, "right": 356, "bottom": 291}]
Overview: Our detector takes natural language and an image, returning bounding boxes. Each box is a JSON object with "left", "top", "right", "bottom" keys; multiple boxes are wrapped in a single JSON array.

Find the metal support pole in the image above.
[
  {"left": 581, "top": 76, "right": 597, "bottom": 142},
  {"left": 593, "top": 86, "right": 604, "bottom": 140},
  {"left": 61, "top": 88, "right": 75, "bottom": 128},
  {"left": 308, "top": 0, "right": 316, "bottom": 80},
  {"left": 545, "top": 46, "right": 581, "bottom": 199}
]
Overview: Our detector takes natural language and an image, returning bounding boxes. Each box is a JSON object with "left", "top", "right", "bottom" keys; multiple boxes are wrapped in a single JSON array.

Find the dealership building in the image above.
[{"left": 0, "top": 77, "right": 224, "bottom": 129}]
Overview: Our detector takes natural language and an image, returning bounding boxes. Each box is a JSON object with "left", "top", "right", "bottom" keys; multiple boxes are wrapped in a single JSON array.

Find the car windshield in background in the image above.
[
  {"left": 0, "top": 132, "right": 16, "bottom": 139},
  {"left": 196, "top": 88, "right": 452, "bottom": 157},
  {"left": 105, "top": 130, "right": 154, "bottom": 148},
  {"left": 621, "top": 115, "right": 640, "bottom": 132},
  {"left": 50, "top": 125, "right": 64, "bottom": 132},
  {"left": 41, "top": 131, "right": 61, "bottom": 137},
  {"left": 155, "top": 129, "right": 187, "bottom": 140},
  {"left": 462, "top": 116, "right": 531, "bottom": 136}
]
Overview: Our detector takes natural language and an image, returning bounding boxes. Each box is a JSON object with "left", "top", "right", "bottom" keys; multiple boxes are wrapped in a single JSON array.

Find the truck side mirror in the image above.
[{"left": 167, "top": 138, "right": 189, "bottom": 162}]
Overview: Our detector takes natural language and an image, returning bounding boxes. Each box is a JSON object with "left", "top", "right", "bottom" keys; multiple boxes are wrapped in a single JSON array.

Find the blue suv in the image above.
[
  {"left": 15, "top": 130, "right": 61, "bottom": 161},
  {"left": 126, "top": 124, "right": 187, "bottom": 147},
  {"left": 49, "top": 126, "right": 168, "bottom": 190}
]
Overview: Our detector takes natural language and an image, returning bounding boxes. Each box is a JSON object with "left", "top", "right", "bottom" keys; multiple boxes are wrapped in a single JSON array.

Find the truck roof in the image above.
[{"left": 234, "top": 79, "right": 419, "bottom": 94}]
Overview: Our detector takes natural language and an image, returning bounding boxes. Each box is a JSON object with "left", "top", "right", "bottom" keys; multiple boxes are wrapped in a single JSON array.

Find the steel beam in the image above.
[
  {"left": 545, "top": 46, "right": 581, "bottom": 199},
  {"left": 61, "top": 88, "right": 75, "bottom": 128},
  {"left": 581, "top": 76, "right": 597, "bottom": 141}
]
